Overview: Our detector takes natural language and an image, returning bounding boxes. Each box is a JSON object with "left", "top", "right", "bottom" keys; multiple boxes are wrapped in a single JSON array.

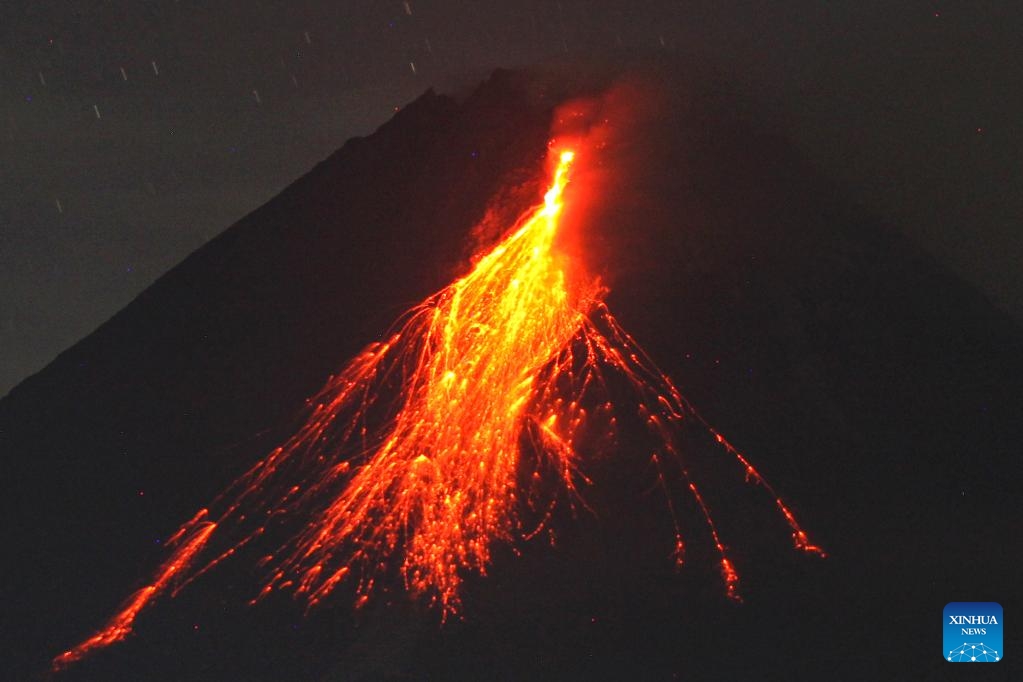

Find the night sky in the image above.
[{"left": 3, "top": 0, "right": 1021, "bottom": 395}]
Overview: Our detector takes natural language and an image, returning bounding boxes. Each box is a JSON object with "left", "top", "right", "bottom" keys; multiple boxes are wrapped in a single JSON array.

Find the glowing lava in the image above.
[{"left": 54, "top": 148, "right": 823, "bottom": 671}]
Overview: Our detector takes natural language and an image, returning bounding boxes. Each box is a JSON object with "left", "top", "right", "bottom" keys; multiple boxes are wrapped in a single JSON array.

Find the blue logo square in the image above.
[{"left": 944, "top": 602, "right": 1002, "bottom": 662}]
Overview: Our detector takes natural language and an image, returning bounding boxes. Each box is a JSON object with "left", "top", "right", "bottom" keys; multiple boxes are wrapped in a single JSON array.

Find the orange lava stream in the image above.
[
  {"left": 53, "top": 511, "right": 215, "bottom": 670},
  {"left": 277, "top": 151, "right": 590, "bottom": 613},
  {"left": 54, "top": 147, "right": 823, "bottom": 671}
]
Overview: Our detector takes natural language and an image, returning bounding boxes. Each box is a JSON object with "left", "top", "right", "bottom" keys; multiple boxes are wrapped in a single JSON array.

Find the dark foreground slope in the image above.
[{"left": 2, "top": 64, "right": 1020, "bottom": 681}]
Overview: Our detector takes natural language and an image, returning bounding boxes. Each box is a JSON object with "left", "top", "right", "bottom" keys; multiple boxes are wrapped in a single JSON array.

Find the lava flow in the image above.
[{"left": 54, "top": 147, "right": 823, "bottom": 671}]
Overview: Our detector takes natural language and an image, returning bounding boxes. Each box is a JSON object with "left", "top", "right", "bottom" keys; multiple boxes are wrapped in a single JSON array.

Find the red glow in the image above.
[
  {"left": 55, "top": 145, "right": 822, "bottom": 670},
  {"left": 53, "top": 510, "right": 215, "bottom": 670}
]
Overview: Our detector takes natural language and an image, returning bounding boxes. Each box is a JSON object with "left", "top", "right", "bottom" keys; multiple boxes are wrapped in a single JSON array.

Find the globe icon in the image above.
[{"left": 948, "top": 643, "right": 999, "bottom": 662}]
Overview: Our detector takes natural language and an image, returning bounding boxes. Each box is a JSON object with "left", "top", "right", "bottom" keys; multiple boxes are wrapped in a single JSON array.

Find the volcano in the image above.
[{"left": 2, "top": 64, "right": 1020, "bottom": 681}]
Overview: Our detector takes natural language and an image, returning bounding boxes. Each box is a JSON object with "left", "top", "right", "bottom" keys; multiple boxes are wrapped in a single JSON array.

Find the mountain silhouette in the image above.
[{"left": 2, "top": 61, "right": 1020, "bottom": 681}]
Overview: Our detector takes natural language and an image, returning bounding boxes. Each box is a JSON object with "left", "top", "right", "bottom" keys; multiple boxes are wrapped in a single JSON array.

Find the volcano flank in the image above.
[{"left": 2, "top": 64, "right": 1020, "bottom": 681}]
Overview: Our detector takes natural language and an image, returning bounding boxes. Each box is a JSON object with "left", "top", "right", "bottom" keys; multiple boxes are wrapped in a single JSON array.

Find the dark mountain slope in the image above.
[{"left": 2, "top": 62, "right": 1020, "bottom": 681}]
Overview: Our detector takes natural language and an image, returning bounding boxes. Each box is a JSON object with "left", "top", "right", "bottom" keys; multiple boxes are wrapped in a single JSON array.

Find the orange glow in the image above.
[
  {"left": 275, "top": 148, "right": 591, "bottom": 613},
  {"left": 55, "top": 145, "right": 822, "bottom": 670},
  {"left": 53, "top": 511, "right": 215, "bottom": 670}
]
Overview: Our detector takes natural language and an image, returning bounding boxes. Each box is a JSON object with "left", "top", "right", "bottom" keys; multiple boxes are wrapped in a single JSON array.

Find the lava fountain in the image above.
[{"left": 54, "top": 147, "right": 823, "bottom": 671}]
